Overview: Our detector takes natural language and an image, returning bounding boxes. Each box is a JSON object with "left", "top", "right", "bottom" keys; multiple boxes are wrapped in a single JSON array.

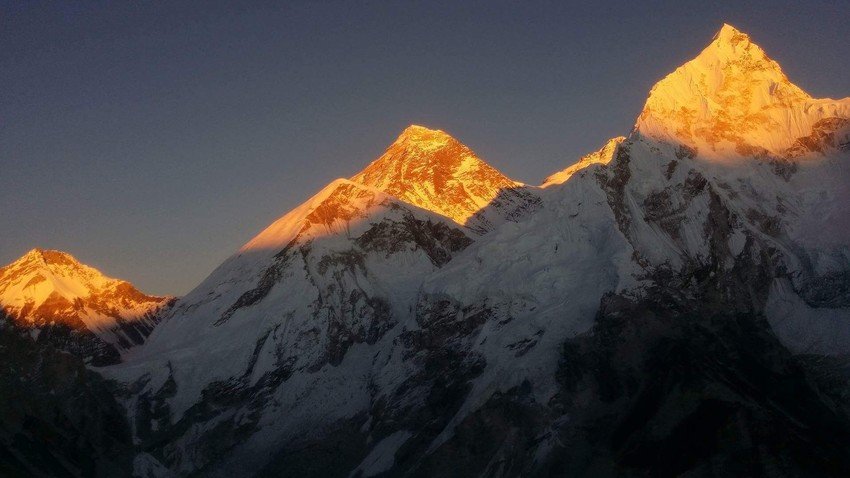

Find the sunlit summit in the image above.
[{"left": 3, "top": 12, "right": 850, "bottom": 478}]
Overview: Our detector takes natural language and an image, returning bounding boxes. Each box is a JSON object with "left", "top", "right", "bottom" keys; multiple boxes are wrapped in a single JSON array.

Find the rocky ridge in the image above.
[
  {"left": 3, "top": 23, "right": 850, "bottom": 478},
  {"left": 0, "top": 249, "right": 173, "bottom": 364}
]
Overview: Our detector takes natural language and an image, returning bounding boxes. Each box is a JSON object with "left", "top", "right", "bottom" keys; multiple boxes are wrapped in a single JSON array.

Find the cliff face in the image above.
[
  {"left": 5, "top": 23, "right": 850, "bottom": 478},
  {"left": 0, "top": 310, "right": 135, "bottom": 477},
  {"left": 98, "top": 24, "right": 850, "bottom": 477}
]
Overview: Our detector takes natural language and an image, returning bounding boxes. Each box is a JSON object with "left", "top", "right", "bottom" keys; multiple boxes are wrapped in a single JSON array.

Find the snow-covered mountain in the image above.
[
  {"left": 6, "top": 23, "right": 850, "bottom": 477},
  {"left": 105, "top": 23, "right": 850, "bottom": 478},
  {"left": 0, "top": 248, "right": 172, "bottom": 364},
  {"left": 542, "top": 135, "right": 625, "bottom": 187},
  {"left": 637, "top": 24, "right": 850, "bottom": 159},
  {"left": 122, "top": 175, "right": 474, "bottom": 446},
  {"left": 351, "top": 125, "right": 541, "bottom": 233}
]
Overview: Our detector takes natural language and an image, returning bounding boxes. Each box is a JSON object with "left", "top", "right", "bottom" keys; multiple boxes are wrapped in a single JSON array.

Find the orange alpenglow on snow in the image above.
[
  {"left": 239, "top": 178, "right": 393, "bottom": 253},
  {"left": 542, "top": 136, "right": 626, "bottom": 187},
  {"left": 0, "top": 248, "right": 169, "bottom": 333},
  {"left": 350, "top": 125, "right": 524, "bottom": 226},
  {"left": 635, "top": 23, "right": 850, "bottom": 158},
  {"left": 240, "top": 124, "right": 534, "bottom": 255}
]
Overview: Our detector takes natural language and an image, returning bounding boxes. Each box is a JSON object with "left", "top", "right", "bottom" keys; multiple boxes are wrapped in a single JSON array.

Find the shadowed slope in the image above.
[{"left": 0, "top": 249, "right": 173, "bottom": 364}]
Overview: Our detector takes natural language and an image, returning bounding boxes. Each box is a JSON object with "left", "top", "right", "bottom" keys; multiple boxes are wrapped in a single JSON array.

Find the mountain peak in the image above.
[
  {"left": 635, "top": 23, "right": 849, "bottom": 158},
  {"left": 715, "top": 23, "right": 748, "bottom": 44},
  {"left": 706, "top": 23, "right": 776, "bottom": 69},
  {"left": 1, "top": 248, "right": 169, "bottom": 338},
  {"left": 20, "top": 248, "right": 80, "bottom": 267},
  {"left": 396, "top": 124, "right": 453, "bottom": 143},
  {"left": 388, "top": 124, "right": 458, "bottom": 155},
  {"left": 350, "top": 125, "right": 523, "bottom": 227}
]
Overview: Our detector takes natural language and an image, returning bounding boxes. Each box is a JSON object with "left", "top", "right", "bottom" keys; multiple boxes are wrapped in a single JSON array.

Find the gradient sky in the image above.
[{"left": 3, "top": 0, "right": 849, "bottom": 295}]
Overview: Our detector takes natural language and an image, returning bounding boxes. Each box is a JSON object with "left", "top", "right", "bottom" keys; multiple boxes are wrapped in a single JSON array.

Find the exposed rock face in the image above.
[
  {"left": 351, "top": 125, "right": 541, "bottom": 233},
  {"left": 107, "top": 178, "right": 477, "bottom": 476},
  {"left": 92, "top": 24, "right": 850, "bottom": 478},
  {"left": 545, "top": 292, "right": 850, "bottom": 477},
  {"left": 6, "top": 23, "right": 850, "bottom": 478},
  {"left": 0, "top": 311, "right": 135, "bottom": 477},
  {"left": 785, "top": 117, "right": 850, "bottom": 158},
  {"left": 0, "top": 249, "right": 173, "bottom": 365},
  {"left": 636, "top": 24, "right": 850, "bottom": 159}
]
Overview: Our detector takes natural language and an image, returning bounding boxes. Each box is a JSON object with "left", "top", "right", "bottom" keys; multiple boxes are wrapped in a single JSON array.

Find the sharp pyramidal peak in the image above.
[
  {"left": 636, "top": 23, "right": 850, "bottom": 158},
  {"left": 5, "top": 20, "right": 850, "bottom": 478},
  {"left": 350, "top": 124, "right": 526, "bottom": 228},
  {"left": 0, "top": 248, "right": 172, "bottom": 364}
]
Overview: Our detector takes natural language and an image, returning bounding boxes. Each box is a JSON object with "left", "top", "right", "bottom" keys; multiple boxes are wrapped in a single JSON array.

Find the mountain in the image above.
[
  {"left": 351, "top": 125, "right": 541, "bottom": 233},
  {"left": 0, "top": 308, "right": 135, "bottom": 477},
  {"left": 118, "top": 177, "right": 474, "bottom": 452},
  {"left": 9, "top": 23, "right": 850, "bottom": 477},
  {"left": 636, "top": 24, "right": 850, "bottom": 158},
  {"left": 542, "top": 136, "right": 625, "bottom": 187},
  {"left": 0, "top": 249, "right": 172, "bottom": 365}
]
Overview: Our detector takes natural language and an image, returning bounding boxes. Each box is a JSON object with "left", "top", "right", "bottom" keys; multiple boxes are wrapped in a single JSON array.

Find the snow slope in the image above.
[
  {"left": 117, "top": 177, "right": 474, "bottom": 458},
  {"left": 99, "top": 23, "right": 850, "bottom": 477},
  {"left": 542, "top": 136, "right": 625, "bottom": 187},
  {"left": 0, "top": 249, "right": 171, "bottom": 363},
  {"left": 636, "top": 24, "right": 850, "bottom": 159}
]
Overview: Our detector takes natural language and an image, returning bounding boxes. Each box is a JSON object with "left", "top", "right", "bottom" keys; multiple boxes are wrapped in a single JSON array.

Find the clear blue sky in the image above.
[{"left": 3, "top": 0, "right": 849, "bottom": 295}]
